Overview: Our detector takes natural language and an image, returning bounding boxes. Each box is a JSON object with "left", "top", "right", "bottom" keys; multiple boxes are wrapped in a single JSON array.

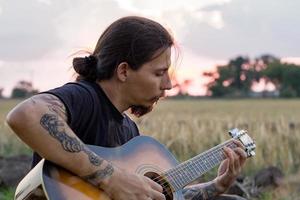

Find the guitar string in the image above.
[
  {"left": 115, "top": 139, "right": 237, "bottom": 198},
  {"left": 152, "top": 142, "right": 230, "bottom": 184},
  {"left": 156, "top": 140, "right": 234, "bottom": 184},
  {"left": 151, "top": 145, "right": 230, "bottom": 193},
  {"left": 154, "top": 142, "right": 239, "bottom": 189},
  {"left": 150, "top": 140, "right": 238, "bottom": 192},
  {"left": 153, "top": 141, "right": 236, "bottom": 193}
]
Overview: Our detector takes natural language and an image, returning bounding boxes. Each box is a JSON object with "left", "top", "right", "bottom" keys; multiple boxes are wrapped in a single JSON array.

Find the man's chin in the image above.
[{"left": 130, "top": 104, "right": 154, "bottom": 117}]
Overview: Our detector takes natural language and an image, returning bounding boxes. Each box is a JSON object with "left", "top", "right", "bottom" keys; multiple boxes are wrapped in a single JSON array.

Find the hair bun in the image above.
[
  {"left": 84, "top": 55, "right": 97, "bottom": 66},
  {"left": 73, "top": 55, "right": 98, "bottom": 78}
]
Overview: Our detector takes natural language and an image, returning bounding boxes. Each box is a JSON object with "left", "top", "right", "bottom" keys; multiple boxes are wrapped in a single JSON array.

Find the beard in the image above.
[
  {"left": 130, "top": 95, "right": 163, "bottom": 117},
  {"left": 130, "top": 104, "right": 155, "bottom": 117}
]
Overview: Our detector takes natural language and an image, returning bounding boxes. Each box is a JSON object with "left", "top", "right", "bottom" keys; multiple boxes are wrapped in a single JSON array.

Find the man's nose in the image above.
[{"left": 161, "top": 74, "right": 172, "bottom": 90}]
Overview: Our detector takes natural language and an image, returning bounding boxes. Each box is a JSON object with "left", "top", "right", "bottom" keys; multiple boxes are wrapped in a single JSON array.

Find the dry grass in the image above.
[
  {"left": 131, "top": 99, "right": 300, "bottom": 199},
  {"left": 1, "top": 98, "right": 300, "bottom": 199},
  {"left": 0, "top": 99, "right": 31, "bottom": 156},
  {"left": 133, "top": 99, "right": 300, "bottom": 175}
]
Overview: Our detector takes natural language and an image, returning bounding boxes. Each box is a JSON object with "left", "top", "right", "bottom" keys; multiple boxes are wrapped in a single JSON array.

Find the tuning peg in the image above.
[
  {"left": 249, "top": 151, "right": 256, "bottom": 157},
  {"left": 228, "top": 128, "right": 240, "bottom": 138}
]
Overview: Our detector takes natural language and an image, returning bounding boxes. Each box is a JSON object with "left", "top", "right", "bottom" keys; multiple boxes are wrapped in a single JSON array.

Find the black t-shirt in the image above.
[{"left": 31, "top": 80, "right": 140, "bottom": 167}]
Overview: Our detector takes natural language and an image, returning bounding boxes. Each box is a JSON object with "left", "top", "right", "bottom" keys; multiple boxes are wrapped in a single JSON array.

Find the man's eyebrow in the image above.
[{"left": 157, "top": 65, "right": 171, "bottom": 71}]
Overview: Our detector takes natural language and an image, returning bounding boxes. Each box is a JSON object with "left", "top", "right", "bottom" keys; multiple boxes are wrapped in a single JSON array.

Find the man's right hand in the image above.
[{"left": 101, "top": 166, "right": 166, "bottom": 200}]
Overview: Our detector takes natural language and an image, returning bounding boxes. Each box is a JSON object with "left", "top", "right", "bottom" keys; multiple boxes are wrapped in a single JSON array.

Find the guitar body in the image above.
[
  {"left": 15, "top": 129, "right": 255, "bottom": 200},
  {"left": 15, "top": 136, "right": 185, "bottom": 200}
]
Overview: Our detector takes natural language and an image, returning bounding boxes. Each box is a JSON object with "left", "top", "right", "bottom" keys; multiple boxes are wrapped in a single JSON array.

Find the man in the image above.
[{"left": 7, "top": 16, "right": 247, "bottom": 200}]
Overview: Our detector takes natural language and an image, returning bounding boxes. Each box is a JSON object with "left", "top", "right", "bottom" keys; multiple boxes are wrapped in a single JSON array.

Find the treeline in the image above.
[
  {"left": 1, "top": 54, "right": 299, "bottom": 99},
  {"left": 0, "top": 80, "right": 39, "bottom": 99},
  {"left": 204, "top": 54, "right": 300, "bottom": 98}
]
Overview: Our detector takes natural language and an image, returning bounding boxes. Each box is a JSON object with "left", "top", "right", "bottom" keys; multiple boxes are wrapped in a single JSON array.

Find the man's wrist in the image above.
[
  {"left": 213, "top": 178, "right": 228, "bottom": 194},
  {"left": 81, "top": 162, "right": 115, "bottom": 188},
  {"left": 183, "top": 181, "right": 223, "bottom": 200}
]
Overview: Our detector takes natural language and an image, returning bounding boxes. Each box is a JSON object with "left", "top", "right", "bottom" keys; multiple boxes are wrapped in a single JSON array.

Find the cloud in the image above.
[
  {"left": 180, "top": 0, "right": 300, "bottom": 59},
  {"left": 36, "top": 0, "right": 52, "bottom": 6},
  {"left": 116, "top": 0, "right": 231, "bottom": 13},
  {"left": 1, "top": 0, "right": 299, "bottom": 95},
  {"left": 0, "top": 0, "right": 129, "bottom": 95},
  {"left": 114, "top": 0, "right": 230, "bottom": 36},
  {"left": 0, "top": 0, "right": 64, "bottom": 61},
  {"left": 0, "top": 0, "right": 126, "bottom": 62},
  {"left": 53, "top": 0, "right": 128, "bottom": 50}
]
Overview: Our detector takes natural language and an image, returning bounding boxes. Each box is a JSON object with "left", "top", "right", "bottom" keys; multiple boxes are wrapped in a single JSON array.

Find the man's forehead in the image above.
[
  {"left": 154, "top": 50, "right": 171, "bottom": 67},
  {"left": 139, "top": 48, "right": 171, "bottom": 70}
]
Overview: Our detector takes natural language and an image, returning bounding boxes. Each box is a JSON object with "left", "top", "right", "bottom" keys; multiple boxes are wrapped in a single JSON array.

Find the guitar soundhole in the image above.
[{"left": 144, "top": 172, "right": 173, "bottom": 200}]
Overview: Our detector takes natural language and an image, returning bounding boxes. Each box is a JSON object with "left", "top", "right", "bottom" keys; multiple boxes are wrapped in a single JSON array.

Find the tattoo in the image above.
[
  {"left": 42, "top": 95, "right": 67, "bottom": 119},
  {"left": 30, "top": 97, "right": 37, "bottom": 104},
  {"left": 182, "top": 182, "right": 219, "bottom": 200},
  {"left": 40, "top": 114, "right": 103, "bottom": 166},
  {"left": 83, "top": 148, "right": 103, "bottom": 166},
  {"left": 40, "top": 114, "right": 81, "bottom": 152},
  {"left": 81, "top": 164, "right": 114, "bottom": 186},
  {"left": 38, "top": 93, "right": 110, "bottom": 186}
]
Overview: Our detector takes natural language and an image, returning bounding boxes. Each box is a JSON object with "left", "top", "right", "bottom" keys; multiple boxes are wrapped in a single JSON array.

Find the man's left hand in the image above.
[{"left": 213, "top": 140, "right": 248, "bottom": 193}]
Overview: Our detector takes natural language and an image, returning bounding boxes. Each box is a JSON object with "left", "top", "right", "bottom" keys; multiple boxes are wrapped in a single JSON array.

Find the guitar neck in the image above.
[{"left": 163, "top": 139, "right": 238, "bottom": 191}]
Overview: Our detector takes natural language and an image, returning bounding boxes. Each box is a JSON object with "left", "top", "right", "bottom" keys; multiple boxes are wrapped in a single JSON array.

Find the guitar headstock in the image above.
[{"left": 229, "top": 128, "right": 256, "bottom": 157}]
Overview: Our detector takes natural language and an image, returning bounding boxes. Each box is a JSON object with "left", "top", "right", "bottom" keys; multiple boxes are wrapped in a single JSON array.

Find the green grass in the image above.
[{"left": 0, "top": 187, "right": 15, "bottom": 200}]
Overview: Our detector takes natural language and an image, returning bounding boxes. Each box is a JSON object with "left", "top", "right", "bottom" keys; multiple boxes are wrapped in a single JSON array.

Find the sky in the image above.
[{"left": 0, "top": 0, "right": 300, "bottom": 96}]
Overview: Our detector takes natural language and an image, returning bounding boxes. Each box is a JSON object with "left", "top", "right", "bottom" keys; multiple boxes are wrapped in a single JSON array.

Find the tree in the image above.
[
  {"left": 204, "top": 54, "right": 283, "bottom": 98},
  {"left": 11, "top": 80, "right": 39, "bottom": 98},
  {"left": 0, "top": 87, "right": 3, "bottom": 99},
  {"left": 205, "top": 56, "right": 258, "bottom": 97},
  {"left": 252, "top": 54, "right": 280, "bottom": 82},
  {"left": 263, "top": 62, "right": 300, "bottom": 97}
]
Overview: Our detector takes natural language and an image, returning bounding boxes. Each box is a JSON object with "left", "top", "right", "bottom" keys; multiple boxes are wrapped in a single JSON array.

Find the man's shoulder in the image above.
[{"left": 42, "top": 81, "right": 94, "bottom": 96}]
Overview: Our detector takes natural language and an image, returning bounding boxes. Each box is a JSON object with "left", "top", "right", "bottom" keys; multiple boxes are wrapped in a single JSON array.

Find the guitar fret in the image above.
[
  {"left": 165, "top": 171, "right": 181, "bottom": 191},
  {"left": 172, "top": 177, "right": 181, "bottom": 191},
  {"left": 190, "top": 161, "right": 199, "bottom": 180},
  {"left": 165, "top": 139, "right": 237, "bottom": 190}
]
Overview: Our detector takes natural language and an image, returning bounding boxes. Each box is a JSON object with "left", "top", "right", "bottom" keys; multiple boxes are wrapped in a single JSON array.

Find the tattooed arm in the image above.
[
  {"left": 6, "top": 94, "right": 108, "bottom": 177},
  {"left": 182, "top": 181, "right": 221, "bottom": 200},
  {"left": 6, "top": 94, "right": 165, "bottom": 200},
  {"left": 183, "top": 142, "right": 247, "bottom": 200}
]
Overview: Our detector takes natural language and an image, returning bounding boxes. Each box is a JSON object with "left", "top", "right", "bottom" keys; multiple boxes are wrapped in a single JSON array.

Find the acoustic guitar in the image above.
[{"left": 15, "top": 128, "right": 255, "bottom": 200}]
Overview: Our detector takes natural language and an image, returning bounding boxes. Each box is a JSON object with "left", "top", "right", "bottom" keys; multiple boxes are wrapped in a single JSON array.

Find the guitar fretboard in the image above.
[{"left": 163, "top": 139, "right": 238, "bottom": 191}]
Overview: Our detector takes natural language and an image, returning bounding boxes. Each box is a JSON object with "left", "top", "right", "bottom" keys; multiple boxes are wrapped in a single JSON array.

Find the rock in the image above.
[
  {"left": 254, "top": 166, "right": 284, "bottom": 188},
  {"left": 0, "top": 155, "right": 32, "bottom": 187},
  {"left": 227, "top": 181, "right": 247, "bottom": 197},
  {"left": 226, "top": 167, "right": 284, "bottom": 199}
]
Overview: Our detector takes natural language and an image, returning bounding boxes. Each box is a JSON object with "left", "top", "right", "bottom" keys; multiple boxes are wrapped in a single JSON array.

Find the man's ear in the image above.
[{"left": 116, "top": 62, "right": 130, "bottom": 82}]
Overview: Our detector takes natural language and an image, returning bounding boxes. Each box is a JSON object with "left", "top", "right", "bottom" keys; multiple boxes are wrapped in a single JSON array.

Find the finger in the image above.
[
  {"left": 223, "top": 147, "right": 235, "bottom": 172},
  {"left": 233, "top": 140, "right": 244, "bottom": 149},
  {"left": 144, "top": 177, "right": 163, "bottom": 193},
  {"left": 232, "top": 148, "right": 247, "bottom": 175},
  {"left": 149, "top": 189, "right": 166, "bottom": 200},
  {"left": 234, "top": 148, "right": 247, "bottom": 166},
  {"left": 218, "top": 159, "right": 229, "bottom": 175},
  {"left": 232, "top": 152, "right": 241, "bottom": 173}
]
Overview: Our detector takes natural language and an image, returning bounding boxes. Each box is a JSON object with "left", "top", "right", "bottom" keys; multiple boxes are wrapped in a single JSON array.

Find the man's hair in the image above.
[{"left": 73, "top": 16, "right": 174, "bottom": 82}]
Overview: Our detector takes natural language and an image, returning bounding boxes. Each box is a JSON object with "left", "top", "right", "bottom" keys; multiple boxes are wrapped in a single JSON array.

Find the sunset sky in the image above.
[{"left": 0, "top": 0, "right": 299, "bottom": 97}]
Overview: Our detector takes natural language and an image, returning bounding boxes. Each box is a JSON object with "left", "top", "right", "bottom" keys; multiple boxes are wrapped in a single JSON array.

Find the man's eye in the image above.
[{"left": 156, "top": 71, "right": 164, "bottom": 76}]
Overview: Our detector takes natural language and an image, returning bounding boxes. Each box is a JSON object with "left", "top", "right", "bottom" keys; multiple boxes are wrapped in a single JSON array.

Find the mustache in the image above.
[{"left": 158, "top": 92, "right": 167, "bottom": 99}]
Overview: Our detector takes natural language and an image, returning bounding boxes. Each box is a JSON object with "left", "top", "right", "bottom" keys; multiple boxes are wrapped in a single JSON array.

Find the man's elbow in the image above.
[{"left": 6, "top": 100, "right": 35, "bottom": 134}]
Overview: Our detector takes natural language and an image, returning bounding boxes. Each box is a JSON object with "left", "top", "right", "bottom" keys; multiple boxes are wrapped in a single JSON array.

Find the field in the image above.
[{"left": 1, "top": 99, "right": 300, "bottom": 199}]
